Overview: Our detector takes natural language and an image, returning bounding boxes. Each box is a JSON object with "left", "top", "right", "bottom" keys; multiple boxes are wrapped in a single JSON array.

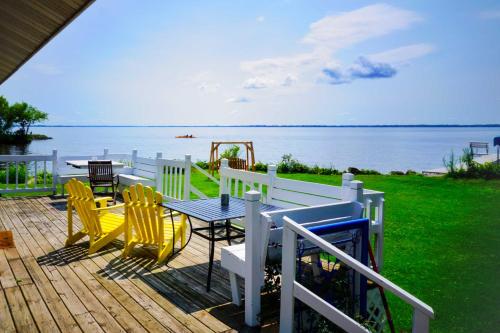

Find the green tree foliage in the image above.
[
  {"left": 220, "top": 145, "right": 240, "bottom": 159},
  {"left": 0, "top": 96, "right": 17, "bottom": 135},
  {"left": 9, "top": 102, "right": 48, "bottom": 136},
  {"left": 0, "top": 95, "right": 48, "bottom": 142}
]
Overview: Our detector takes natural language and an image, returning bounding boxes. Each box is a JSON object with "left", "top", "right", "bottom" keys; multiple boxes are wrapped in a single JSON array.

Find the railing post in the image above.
[
  {"left": 51, "top": 149, "right": 58, "bottom": 195},
  {"left": 266, "top": 164, "right": 277, "bottom": 204},
  {"left": 279, "top": 220, "right": 297, "bottom": 333},
  {"left": 183, "top": 155, "right": 191, "bottom": 200},
  {"left": 376, "top": 198, "right": 385, "bottom": 271},
  {"left": 103, "top": 148, "right": 109, "bottom": 159},
  {"left": 348, "top": 180, "right": 364, "bottom": 203},
  {"left": 341, "top": 172, "right": 354, "bottom": 201},
  {"left": 220, "top": 158, "right": 229, "bottom": 196},
  {"left": 245, "top": 190, "right": 262, "bottom": 327},
  {"left": 155, "top": 152, "right": 163, "bottom": 193},
  {"left": 131, "top": 149, "right": 138, "bottom": 167},
  {"left": 412, "top": 309, "right": 430, "bottom": 333}
]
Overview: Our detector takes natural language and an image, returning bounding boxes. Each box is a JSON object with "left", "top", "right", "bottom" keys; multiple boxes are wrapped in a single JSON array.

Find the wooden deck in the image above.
[{"left": 0, "top": 196, "right": 280, "bottom": 333}]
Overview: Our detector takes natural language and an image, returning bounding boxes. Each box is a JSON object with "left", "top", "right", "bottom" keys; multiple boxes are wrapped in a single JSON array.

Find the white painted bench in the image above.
[
  {"left": 118, "top": 150, "right": 161, "bottom": 188},
  {"left": 218, "top": 161, "right": 384, "bottom": 326}
]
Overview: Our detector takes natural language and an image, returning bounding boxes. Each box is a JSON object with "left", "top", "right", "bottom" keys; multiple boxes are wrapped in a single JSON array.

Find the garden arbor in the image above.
[{"left": 209, "top": 141, "right": 255, "bottom": 175}]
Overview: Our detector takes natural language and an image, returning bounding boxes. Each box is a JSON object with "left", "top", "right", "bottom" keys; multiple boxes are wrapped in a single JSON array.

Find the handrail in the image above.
[{"left": 280, "top": 216, "right": 434, "bottom": 332}]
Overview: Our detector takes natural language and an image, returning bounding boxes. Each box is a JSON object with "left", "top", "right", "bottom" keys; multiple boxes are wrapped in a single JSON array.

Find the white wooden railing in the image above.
[
  {"left": 279, "top": 216, "right": 434, "bottom": 333},
  {"left": 0, "top": 150, "right": 57, "bottom": 195}
]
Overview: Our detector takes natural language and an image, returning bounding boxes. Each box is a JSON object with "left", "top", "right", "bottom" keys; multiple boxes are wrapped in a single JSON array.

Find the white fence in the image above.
[
  {"left": 280, "top": 215, "right": 434, "bottom": 333},
  {"left": 0, "top": 150, "right": 57, "bottom": 195}
]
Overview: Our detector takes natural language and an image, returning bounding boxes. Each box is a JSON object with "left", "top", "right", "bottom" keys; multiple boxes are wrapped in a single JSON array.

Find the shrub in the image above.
[
  {"left": 444, "top": 148, "right": 500, "bottom": 179},
  {"left": 220, "top": 145, "right": 240, "bottom": 159},
  {"left": 390, "top": 170, "right": 405, "bottom": 175},
  {"left": 254, "top": 161, "right": 268, "bottom": 172},
  {"left": 195, "top": 160, "right": 209, "bottom": 169},
  {"left": 0, "top": 163, "right": 26, "bottom": 183}
]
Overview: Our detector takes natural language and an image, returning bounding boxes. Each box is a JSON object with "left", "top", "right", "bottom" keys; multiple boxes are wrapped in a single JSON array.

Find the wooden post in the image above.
[
  {"left": 341, "top": 173, "right": 354, "bottom": 200},
  {"left": 266, "top": 165, "right": 277, "bottom": 204},
  {"left": 155, "top": 152, "right": 163, "bottom": 193},
  {"left": 412, "top": 309, "right": 430, "bottom": 333},
  {"left": 183, "top": 155, "right": 191, "bottom": 200},
  {"left": 376, "top": 198, "right": 385, "bottom": 271},
  {"left": 279, "top": 220, "right": 298, "bottom": 333},
  {"left": 131, "top": 149, "right": 138, "bottom": 167},
  {"left": 245, "top": 190, "right": 262, "bottom": 327},
  {"left": 220, "top": 158, "right": 229, "bottom": 196},
  {"left": 51, "top": 149, "right": 58, "bottom": 195},
  {"left": 348, "top": 180, "right": 364, "bottom": 203}
]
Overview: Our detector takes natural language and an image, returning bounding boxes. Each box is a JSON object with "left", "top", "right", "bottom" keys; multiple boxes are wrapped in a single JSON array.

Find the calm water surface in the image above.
[{"left": 1, "top": 127, "right": 498, "bottom": 173}]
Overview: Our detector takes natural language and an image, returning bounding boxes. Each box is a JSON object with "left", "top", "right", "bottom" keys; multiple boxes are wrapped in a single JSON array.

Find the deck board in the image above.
[{"left": 0, "top": 196, "right": 280, "bottom": 332}]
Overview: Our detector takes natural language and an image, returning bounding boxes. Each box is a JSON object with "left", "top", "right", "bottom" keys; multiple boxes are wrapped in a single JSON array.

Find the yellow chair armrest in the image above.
[
  {"left": 95, "top": 197, "right": 113, "bottom": 207},
  {"left": 92, "top": 203, "right": 125, "bottom": 211}
]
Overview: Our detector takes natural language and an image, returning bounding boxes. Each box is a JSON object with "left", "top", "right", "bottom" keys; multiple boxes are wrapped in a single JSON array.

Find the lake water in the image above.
[{"left": 1, "top": 126, "right": 498, "bottom": 173}]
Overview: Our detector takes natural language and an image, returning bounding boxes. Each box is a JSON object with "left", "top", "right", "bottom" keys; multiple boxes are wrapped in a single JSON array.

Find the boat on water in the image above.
[{"left": 175, "top": 134, "right": 195, "bottom": 138}]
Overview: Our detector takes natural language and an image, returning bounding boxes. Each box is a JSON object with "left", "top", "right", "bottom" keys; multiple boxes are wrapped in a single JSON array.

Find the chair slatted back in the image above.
[
  {"left": 66, "top": 179, "right": 102, "bottom": 235},
  {"left": 88, "top": 160, "right": 114, "bottom": 185},
  {"left": 123, "top": 183, "right": 163, "bottom": 245},
  {"left": 228, "top": 157, "right": 247, "bottom": 170}
]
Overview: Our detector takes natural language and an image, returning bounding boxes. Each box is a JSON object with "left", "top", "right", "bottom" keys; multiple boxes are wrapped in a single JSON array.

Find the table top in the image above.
[
  {"left": 162, "top": 197, "right": 280, "bottom": 222},
  {"left": 65, "top": 160, "right": 125, "bottom": 169}
]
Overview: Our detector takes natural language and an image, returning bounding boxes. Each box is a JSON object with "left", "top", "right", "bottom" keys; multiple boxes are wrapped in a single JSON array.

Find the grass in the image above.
[
  {"left": 192, "top": 170, "right": 500, "bottom": 332},
  {"left": 2, "top": 171, "right": 499, "bottom": 332}
]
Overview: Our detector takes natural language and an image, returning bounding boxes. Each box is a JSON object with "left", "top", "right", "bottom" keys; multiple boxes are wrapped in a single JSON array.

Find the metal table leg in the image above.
[
  {"left": 207, "top": 221, "right": 215, "bottom": 291},
  {"left": 225, "top": 219, "right": 232, "bottom": 246}
]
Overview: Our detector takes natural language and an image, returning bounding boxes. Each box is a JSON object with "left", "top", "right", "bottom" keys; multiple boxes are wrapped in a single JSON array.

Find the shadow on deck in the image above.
[{"left": 0, "top": 196, "right": 280, "bottom": 333}]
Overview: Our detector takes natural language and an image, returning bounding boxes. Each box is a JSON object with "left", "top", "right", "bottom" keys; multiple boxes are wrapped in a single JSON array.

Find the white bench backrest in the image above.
[
  {"left": 220, "top": 163, "right": 345, "bottom": 207},
  {"left": 131, "top": 151, "right": 160, "bottom": 180},
  {"left": 262, "top": 201, "right": 364, "bottom": 262},
  {"left": 155, "top": 155, "right": 191, "bottom": 201}
]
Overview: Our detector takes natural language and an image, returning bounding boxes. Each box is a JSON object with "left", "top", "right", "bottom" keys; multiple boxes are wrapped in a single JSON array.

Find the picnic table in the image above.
[{"left": 163, "top": 197, "right": 280, "bottom": 291}]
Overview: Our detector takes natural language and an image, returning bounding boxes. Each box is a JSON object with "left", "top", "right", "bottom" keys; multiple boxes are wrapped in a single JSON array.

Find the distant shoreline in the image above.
[{"left": 33, "top": 124, "right": 500, "bottom": 128}]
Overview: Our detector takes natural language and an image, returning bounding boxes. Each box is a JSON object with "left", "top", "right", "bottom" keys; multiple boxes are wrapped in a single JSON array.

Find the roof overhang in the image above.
[{"left": 0, "top": 0, "right": 94, "bottom": 85}]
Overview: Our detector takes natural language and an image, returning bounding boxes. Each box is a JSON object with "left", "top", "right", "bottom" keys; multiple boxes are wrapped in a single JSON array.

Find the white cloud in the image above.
[
  {"left": 256, "top": 16, "right": 265, "bottom": 22},
  {"left": 198, "top": 82, "right": 220, "bottom": 93},
  {"left": 226, "top": 97, "right": 251, "bottom": 103},
  {"left": 282, "top": 74, "right": 298, "bottom": 87},
  {"left": 368, "top": 43, "right": 434, "bottom": 64},
  {"left": 240, "top": 4, "right": 427, "bottom": 90},
  {"left": 479, "top": 10, "right": 500, "bottom": 19},
  {"left": 243, "top": 77, "right": 276, "bottom": 89},
  {"left": 302, "top": 4, "right": 422, "bottom": 50}
]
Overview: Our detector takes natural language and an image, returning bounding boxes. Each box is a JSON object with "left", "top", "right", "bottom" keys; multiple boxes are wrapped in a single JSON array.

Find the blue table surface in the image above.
[{"left": 162, "top": 197, "right": 280, "bottom": 222}]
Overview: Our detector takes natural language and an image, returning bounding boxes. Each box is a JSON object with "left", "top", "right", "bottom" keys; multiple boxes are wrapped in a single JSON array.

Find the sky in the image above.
[{"left": 1, "top": 0, "right": 500, "bottom": 125}]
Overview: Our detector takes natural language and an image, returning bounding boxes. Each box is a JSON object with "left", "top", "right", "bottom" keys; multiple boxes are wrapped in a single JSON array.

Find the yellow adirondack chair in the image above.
[
  {"left": 122, "top": 183, "right": 187, "bottom": 264},
  {"left": 65, "top": 178, "right": 125, "bottom": 254}
]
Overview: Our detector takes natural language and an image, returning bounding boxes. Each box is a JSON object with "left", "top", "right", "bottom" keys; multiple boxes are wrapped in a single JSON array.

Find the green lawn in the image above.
[
  {"left": 3, "top": 172, "right": 499, "bottom": 331},
  {"left": 192, "top": 171, "right": 500, "bottom": 332}
]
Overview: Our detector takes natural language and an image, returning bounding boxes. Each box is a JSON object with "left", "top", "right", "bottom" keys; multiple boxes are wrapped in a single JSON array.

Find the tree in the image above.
[
  {"left": 9, "top": 102, "right": 48, "bottom": 136},
  {"left": 0, "top": 96, "right": 16, "bottom": 135}
]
